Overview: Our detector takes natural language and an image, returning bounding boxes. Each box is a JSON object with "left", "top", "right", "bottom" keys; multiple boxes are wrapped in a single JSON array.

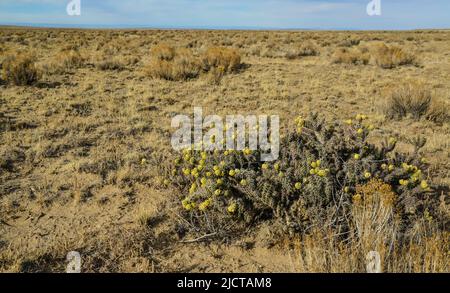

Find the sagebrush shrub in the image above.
[
  {"left": 1, "top": 52, "right": 40, "bottom": 85},
  {"left": 163, "top": 113, "right": 437, "bottom": 238},
  {"left": 371, "top": 43, "right": 416, "bottom": 68}
]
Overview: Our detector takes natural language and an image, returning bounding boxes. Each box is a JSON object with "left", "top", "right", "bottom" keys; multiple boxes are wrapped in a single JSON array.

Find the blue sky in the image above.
[{"left": 0, "top": 0, "right": 449, "bottom": 30}]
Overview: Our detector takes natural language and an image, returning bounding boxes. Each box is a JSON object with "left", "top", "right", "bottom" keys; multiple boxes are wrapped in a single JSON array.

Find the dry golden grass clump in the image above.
[
  {"left": 288, "top": 225, "right": 448, "bottom": 273},
  {"left": 171, "top": 48, "right": 203, "bottom": 80},
  {"left": 96, "top": 56, "right": 126, "bottom": 71},
  {"left": 146, "top": 44, "right": 241, "bottom": 81},
  {"left": 41, "top": 48, "right": 85, "bottom": 75},
  {"left": 352, "top": 179, "right": 398, "bottom": 254},
  {"left": 332, "top": 47, "right": 370, "bottom": 65},
  {"left": 384, "top": 82, "right": 449, "bottom": 123},
  {"left": 285, "top": 41, "right": 320, "bottom": 59},
  {"left": 147, "top": 59, "right": 174, "bottom": 80},
  {"left": 147, "top": 46, "right": 201, "bottom": 81},
  {"left": 338, "top": 38, "right": 361, "bottom": 47},
  {"left": 204, "top": 66, "right": 226, "bottom": 85},
  {"left": 150, "top": 43, "right": 176, "bottom": 61},
  {"left": 92, "top": 43, "right": 127, "bottom": 71},
  {"left": 287, "top": 179, "right": 447, "bottom": 273},
  {"left": 426, "top": 98, "right": 450, "bottom": 124},
  {"left": 332, "top": 43, "right": 416, "bottom": 68},
  {"left": 201, "top": 47, "right": 242, "bottom": 73},
  {"left": 1, "top": 52, "right": 40, "bottom": 85},
  {"left": 56, "top": 49, "right": 84, "bottom": 70},
  {"left": 371, "top": 42, "right": 417, "bottom": 68}
]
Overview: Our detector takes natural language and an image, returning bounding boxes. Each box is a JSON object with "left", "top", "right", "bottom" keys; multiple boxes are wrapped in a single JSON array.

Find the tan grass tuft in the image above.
[
  {"left": 1, "top": 52, "right": 40, "bottom": 85},
  {"left": 383, "top": 81, "right": 448, "bottom": 123},
  {"left": 371, "top": 43, "right": 417, "bottom": 68}
]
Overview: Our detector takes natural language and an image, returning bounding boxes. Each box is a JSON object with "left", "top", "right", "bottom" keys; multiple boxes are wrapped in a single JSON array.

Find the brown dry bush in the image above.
[
  {"left": 385, "top": 82, "right": 431, "bottom": 119},
  {"left": 56, "top": 49, "right": 84, "bottom": 69},
  {"left": 288, "top": 225, "right": 448, "bottom": 272},
  {"left": 384, "top": 82, "right": 448, "bottom": 123},
  {"left": 96, "top": 57, "right": 126, "bottom": 71},
  {"left": 332, "top": 47, "right": 370, "bottom": 65},
  {"left": 171, "top": 48, "right": 202, "bottom": 80},
  {"left": 285, "top": 41, "right": 320, "bottom": 59},
  {"left": 146, "top": 44, "right": 201, "bottom": 81},
  {"left": 201, "top": 47, "right": 241, "bottom": 73},
  {"left": 147, "top": 59, "right": 174, "bottom": 80},
  {"left": 1, "top": 52, "right": 40, "bottom": 85},
  {"left": 205, "top": 66, "right": 225, "bottom": 85},
  {"left": 247, "top": 44, "right": 261, "bottom": 57},
  {"left": 286, "top": 179, "right": 448, "bottom": 272},
  {"left": 351, "top": 179, "right": 399, "bottom": 255},
  {"left": 425, "top": 98, "right": 450, "bottom": 124},
  {"left": 371, "top": 43, "right": 417, "bottom": 68},
  {"left": 41, "top": 49, "right": 85, "bottom": 74},
  {"left": 146, "top": 45, "right": 241, "bottom": 81},
  {"left": 150, "top": 43, "right": 176, "bottom": 61},
  {"left": 339, "top": 38, "right": 361, "bottom": 47},
  {"left": 92, "top": 44, "right": 127, "bottom": 71}
]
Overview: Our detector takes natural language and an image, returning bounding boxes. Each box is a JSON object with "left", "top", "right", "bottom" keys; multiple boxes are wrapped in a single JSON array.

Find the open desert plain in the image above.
[{"left": 0, "top": 27, "right": 448, "bottom": 272}]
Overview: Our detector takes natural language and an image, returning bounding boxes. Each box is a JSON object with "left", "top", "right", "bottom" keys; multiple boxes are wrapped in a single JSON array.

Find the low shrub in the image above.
[
  {"left": 384, "top": 82, "right": 449, "bottom": 123},
  {"left": 371, "top": 43, "right": 417, "bottom": 69},
  {"left": 146, "top": 49, "right": 201, "bottom": 81},
  {"left": 339, "top": 38, "right": 361, "bottom": 47},
  {"left": 150, "top": 44, "right": 176, "bottom": 61},
  {"left": 332, "top": 48, "right": 370, "bottom": 65},
  {"left": 385, "top": 82, "right": 431, "bottom": 120},
  {"left": 171, "top": 48, "right": 202, "bottom": 80},
  {"left": 1, "top": 52, "right": 40, "bottom": 85},
  {"left": 285, "top": 41, "right": 320, "bottom": 59},
  {"left": 56, "top": 48, "right": 84, "bottom": 70},
  {"left": 425, "top": 98, "right": 450, "bottom": 124},
  {"left": 204, "top": 66, "right": 225, "bottom": 85},
  {"left": 41, "top": 49, "right": 85, "bottom": 75},
  {"left": 96, "top": 57, "right": 125, "bottom": 71},
  {"left": 147, "top": 59, "right": 174, "bottom": 80},
  {"left": 146, "top": 45, "right": 241, "bottom": 81},
  {"left": 201, "top": 47, "right": 241, "bottom": 73},
  {"left": 332, "top": 43, "right": 417, "bottom": 68},
  {"left": 163, "top": 113, "right": 438, "bottom": 239}
]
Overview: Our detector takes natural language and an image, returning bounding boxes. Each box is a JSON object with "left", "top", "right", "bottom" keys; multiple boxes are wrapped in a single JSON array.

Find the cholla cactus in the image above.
[{"left": 165, "top": 113, "right": 437, "bottom": 237}]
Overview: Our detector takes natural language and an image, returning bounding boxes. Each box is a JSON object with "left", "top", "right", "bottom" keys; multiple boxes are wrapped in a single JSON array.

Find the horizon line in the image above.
[{"left": 1, "top": 22, "right": 449, "bottom": 32}]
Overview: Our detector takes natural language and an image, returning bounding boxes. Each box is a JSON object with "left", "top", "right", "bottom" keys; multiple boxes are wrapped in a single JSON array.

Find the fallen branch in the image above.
[{"left": 179, "top": 232, "right": 217, "bottom": 243}]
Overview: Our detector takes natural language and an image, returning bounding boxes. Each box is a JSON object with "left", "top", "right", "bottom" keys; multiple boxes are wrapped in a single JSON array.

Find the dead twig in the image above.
[{"left": 179, "top": 232, "right": 217, "bottom": 243}]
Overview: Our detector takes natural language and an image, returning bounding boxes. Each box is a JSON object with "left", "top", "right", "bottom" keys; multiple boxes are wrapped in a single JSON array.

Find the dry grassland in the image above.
[{"left": 0, "top": 27, "right": 448, "bottom": 272}]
